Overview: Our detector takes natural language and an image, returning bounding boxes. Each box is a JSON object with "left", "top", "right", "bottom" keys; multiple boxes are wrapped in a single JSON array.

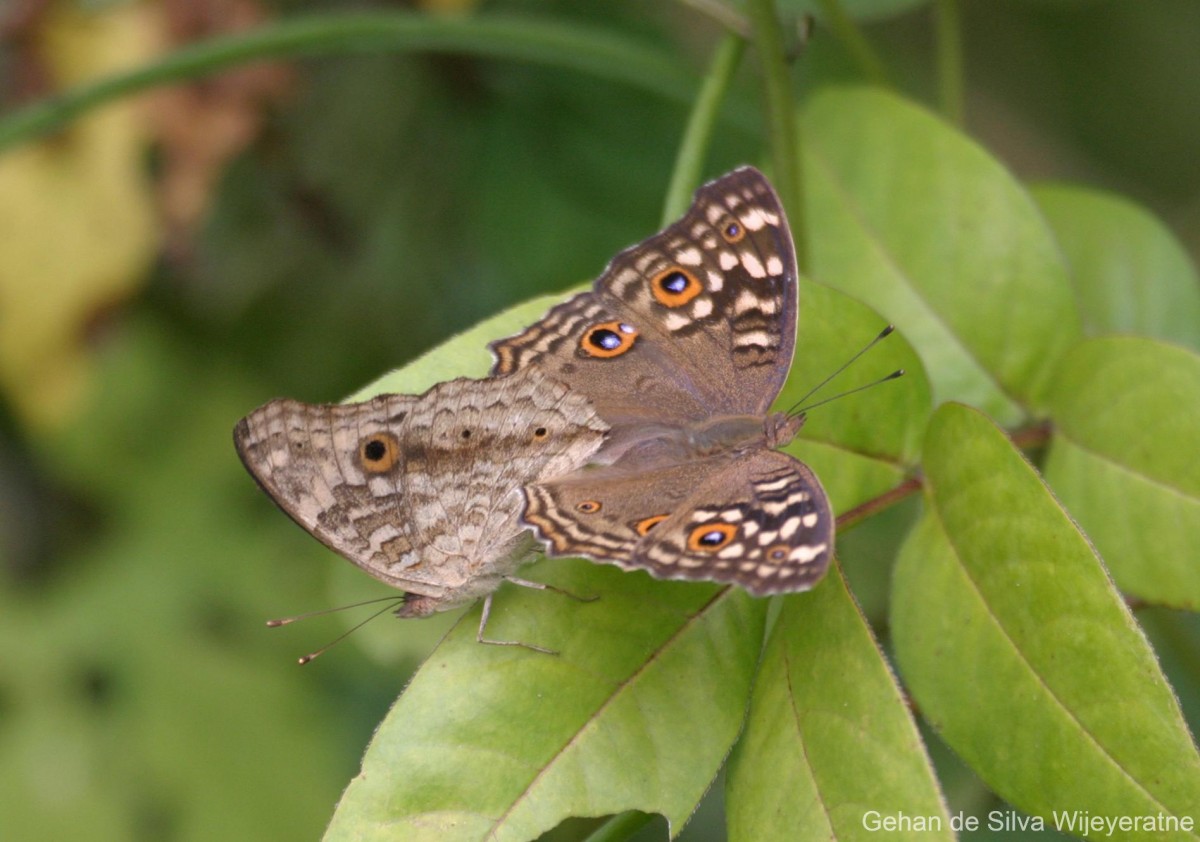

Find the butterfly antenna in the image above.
[
  {"left": 265, "top": 595, "right": 405, "bottom": 627},
  {"left": 267, "top": 596, "right": 405, "bottom": 665},
  {"left": 785, "top": 324, "right": 897, "bottom": 416},
  {"left": 792, "top": 369, "right": 905, "bottom": 416}
]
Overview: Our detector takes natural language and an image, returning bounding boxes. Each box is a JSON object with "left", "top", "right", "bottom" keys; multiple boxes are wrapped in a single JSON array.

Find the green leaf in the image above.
[
  {"left": 1044, "top": 337, "right": 1200, "bottom": 608},
  {"left": 324, "top": 563, "right": 766, "bottom": 841},
  {"left": 1032, "top": 183, "right": 1200, "bottom": 350},
  {"left": 727, "top": 564, "right": 949, "bottom": 842},
  {"left": 803, "top": 87, "right": 1080, "bottom": 423},
  {"left": 892, "top": 403, "right": 1200, "bottom": 832}
]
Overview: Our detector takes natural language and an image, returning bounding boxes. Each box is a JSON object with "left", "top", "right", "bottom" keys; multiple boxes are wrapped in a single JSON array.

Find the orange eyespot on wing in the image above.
[
  {"left": 687, "top": 522, "right": 738, "bottom": 552},
  {"left": 651, "top": 267, "right": 703, "bottom": 308},
  {"left": 634, "top": 514, "right": 670, "bottom": 536},
  {"left": 580, "top": 321, "right": 638, "bottom": 358},
  {"left": 576, "top": 500, "right": 602, "bottom": 514},
  {"left": 359, "top": 432, "right": 401, "bottom": 473},
  {"left": 720, "top": 219, "right": 746, "bottom": 243}
]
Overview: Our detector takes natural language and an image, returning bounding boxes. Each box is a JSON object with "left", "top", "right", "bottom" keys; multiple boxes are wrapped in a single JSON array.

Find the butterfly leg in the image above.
[
  {"left": 505, "top": 575, "right": 599, "bottom": 603},
  {"left": 475, "top": 593, "right": 558, "bottom": 655}
]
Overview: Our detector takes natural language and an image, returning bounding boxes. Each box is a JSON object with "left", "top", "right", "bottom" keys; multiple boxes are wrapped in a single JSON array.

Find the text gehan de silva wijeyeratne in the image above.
[{"left": 861, "top": 809, "right": 1194, "bottom": 836}]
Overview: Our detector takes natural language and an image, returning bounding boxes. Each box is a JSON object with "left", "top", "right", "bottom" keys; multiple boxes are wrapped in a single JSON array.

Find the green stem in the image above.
[
  {"left": 934, "top": 0, "right": 965, "bottom": 126},
  {"left": 582, "top": 811, "right": 655, "bottom": 842},
  {"left": 675, "top": 0, "right": 752, "bottom": 39},
  {"left": 814, "top": 0, "right": 888, "bottom": 85},
  {"left": 744, "top": 0, "right": 807, "bottom": 273},
  {"left": 663, "top": 32, "right": 746, "bottom": 224},
  {"left": 0, "top": 12, "right": 697, "bottom": 151}
]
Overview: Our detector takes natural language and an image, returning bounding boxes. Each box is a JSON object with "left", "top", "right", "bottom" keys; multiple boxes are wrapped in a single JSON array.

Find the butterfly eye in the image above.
[
  {"left": 687, "top": 522, "right": 738, "bottom": 552},
  {"left": 359, "top": 432, "right": 401, "bottom": 473},
  {"left": 651, "top": 267, "right": 702, "bottom": 308},
  {"left": 580, "top": 321, "right": 638, "bottom": 358},
  {"left": 576, "top": 500, "right": 602, "bottom": 514},
  {"left": 721, "top": 219, "right": 745, "bottom": 243},
  {"left": 634, "top": 514, "right": 669, "bottom": 536}
]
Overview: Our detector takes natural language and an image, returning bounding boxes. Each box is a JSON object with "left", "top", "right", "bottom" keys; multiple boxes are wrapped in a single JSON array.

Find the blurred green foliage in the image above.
[{"left": 1, "top": 1, "right": 1198, "bottom": 840}]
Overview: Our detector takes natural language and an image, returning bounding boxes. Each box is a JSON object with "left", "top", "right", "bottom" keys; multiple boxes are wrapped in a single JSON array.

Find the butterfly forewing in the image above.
[
  {"left": 490, "top": 166, "right": 797, "bottom": 425},
  {"left": 234, "top": 367, "right": 608, "bottom": 610}
]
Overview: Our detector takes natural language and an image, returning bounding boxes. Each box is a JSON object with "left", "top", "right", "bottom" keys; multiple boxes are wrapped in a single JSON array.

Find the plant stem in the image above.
[
  {"left": 814, "top": 0, "right": 888, "bottom": 85},
  {"left": 675, "top": 0, "right": 752, "bottom": 39},
  {"left": 663, "top": 32, "right": 746, "bottom": 224},
  {"left": 837, "top": 476, "right": 923, "bottom": 533},
  {"left": 744, "top": 0, "right": 807, "bottom": 273},
  {"left": 836, "top": 420, "right": 1055, "bottom": 533},
  {"left": 0, "top": 12, "right": 697, "bottom": 151},
  {"left": 583, "top": 811, "right": 655, "bottom": 842},
  {"left": 934, "top": 0, "right": 965, "bottom": 126}
]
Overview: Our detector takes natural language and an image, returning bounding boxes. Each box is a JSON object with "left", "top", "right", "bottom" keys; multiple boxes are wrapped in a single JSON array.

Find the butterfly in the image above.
[
  {"left": 233, "top": 366, "right": 608, "bottom": 641},
  {"left": 490, "top": 166, "right": 834, "bottom": 595}
]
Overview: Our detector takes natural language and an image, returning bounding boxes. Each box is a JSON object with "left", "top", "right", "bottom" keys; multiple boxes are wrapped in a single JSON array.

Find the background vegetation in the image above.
[{"left": 1, "top": 1, "right": 1198, "bottom": 840}]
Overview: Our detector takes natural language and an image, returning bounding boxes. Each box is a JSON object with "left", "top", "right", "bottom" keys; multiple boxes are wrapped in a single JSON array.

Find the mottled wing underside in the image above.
[{"left": 234, "top": 367, "right": 607, "bottom": 610}]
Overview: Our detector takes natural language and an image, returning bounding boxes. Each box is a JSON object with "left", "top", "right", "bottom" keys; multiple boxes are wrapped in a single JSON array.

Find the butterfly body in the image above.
[
  {"left": 234, "top": 367, "right": 608, "bottom": 615},
  {"left": 491, "top": 166, "right": 835, "bottom": 595}
]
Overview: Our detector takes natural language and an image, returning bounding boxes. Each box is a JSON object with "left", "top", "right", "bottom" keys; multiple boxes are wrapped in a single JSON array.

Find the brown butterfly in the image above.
[
  {"left": 234, "top": 366, "right": 607, "bottom": 649},
  {"left": 491, "top": 166, "right": 834, "bottom": 595}
]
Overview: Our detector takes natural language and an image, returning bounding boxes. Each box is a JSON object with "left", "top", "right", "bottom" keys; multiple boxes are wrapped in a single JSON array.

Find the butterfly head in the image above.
[{"left": 766, "top": 411, "right": 806, "bottom": 449}]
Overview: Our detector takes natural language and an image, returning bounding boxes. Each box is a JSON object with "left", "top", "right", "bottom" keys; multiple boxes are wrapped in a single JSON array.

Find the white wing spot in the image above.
[
  {"left": 740, "top": 208, "right": 767, "bottom": 231},
  {"left": 735, "top": 329, "right": 773, "bottom": 349},
  {"left": 663, "top": 311, "right": 691, "bottom": 331},
  {"left": 792, "top": 543, "right": 828, "bottom": 564},
  {"left": 779, "top": 516, "right": 802, "bottom": 539},
  {"left": 734, "top": 289, "right": 762, "bottom": 315},
  {"left": 676, "top": 247, "right": 703, "bottom": 266},
  {"left": 757, "top": 476, "right": 791, "bottom": 492},
  {"left": 742, "top": 252, "right": 766, "bottom": 278}
]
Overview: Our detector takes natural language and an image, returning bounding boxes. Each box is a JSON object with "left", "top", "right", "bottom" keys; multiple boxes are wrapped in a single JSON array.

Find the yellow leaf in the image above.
[{"left": 0, "top": 2, "right": 163, "bottom": 430}]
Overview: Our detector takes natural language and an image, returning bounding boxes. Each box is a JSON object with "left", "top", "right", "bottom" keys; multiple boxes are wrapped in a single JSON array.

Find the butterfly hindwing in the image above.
[
  {"left": 524, "top": 449, "right": 831, "bottom": 594},
  {"left": 631, "top": 451, "right": 833, "bottom": 594}
]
